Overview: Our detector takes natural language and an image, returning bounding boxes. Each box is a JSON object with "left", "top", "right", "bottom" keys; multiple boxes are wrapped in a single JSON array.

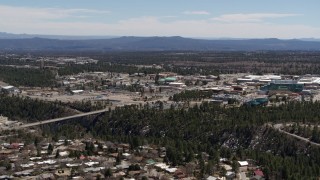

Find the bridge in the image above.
[{"left": 13, "top": 108, "right": 112, "bottom": 130}]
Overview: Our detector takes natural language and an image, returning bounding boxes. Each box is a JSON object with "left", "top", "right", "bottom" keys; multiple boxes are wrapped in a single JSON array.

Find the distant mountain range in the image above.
[
  {"left": 0, "top": 32, "right": 320, "bottom": 51},
  {"left": 0, "top": 32, "right": 117, "bottom": 40}
]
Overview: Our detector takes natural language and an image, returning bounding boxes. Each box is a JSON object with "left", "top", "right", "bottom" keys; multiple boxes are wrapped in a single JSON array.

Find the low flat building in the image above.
[
  {"left": 260, "top": 80, "right": 303, "bottom": 93},
  {"left": 1, "top": 85, "right": 20, "bottom": 94}
]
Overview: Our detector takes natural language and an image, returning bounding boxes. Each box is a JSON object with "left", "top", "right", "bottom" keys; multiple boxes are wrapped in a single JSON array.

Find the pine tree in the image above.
[{"left": 47, "top": 143, "right": 53, "bottom": 155}]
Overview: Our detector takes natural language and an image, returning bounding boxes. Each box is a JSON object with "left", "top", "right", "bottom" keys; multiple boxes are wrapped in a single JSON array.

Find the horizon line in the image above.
[{"left": 0, "top": 32, "right": 319, "bottom": 41}]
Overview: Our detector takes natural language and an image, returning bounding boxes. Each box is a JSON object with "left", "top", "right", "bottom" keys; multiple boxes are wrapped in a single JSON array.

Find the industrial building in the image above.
[
  {"left": 244, "top": 97, "right": 268, "bottom": 106},
  {"left": 297, "top": 76, "right": 320, "bottom": 90},
  {"left": 237, "top": 74, "right": 282, "bottom": 83},
  {"left": 260, "top": 80, "right": 304, "bottom": 93},
  {"left": 1, "top": 85, "right": 20, "bottom": 94},
  {"left": 158, "top": 77, "right": 177, "bottom": 84}
]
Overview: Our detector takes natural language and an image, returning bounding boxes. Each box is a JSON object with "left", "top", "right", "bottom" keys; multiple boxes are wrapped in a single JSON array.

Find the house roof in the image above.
[
  {"left": 155, "top": 163, "right": 169, "bottom": 169},
  {"left": 79, "top": 155, "right": 86, "bottom": 160},
  {"left": 226, "top": 171, "right": 235, "bottom": 177},
  {"left": 2, "top": 86, "right": 14, "bottom": 90},
  {"left": 207, "top": 176, "right": 217, "bottom": 180},
  {"left": 72, "top": 90, "right": 84, "bottom": 93},
  {"left": 254, "top": 169, "right": 264, "bottom": 176},
  {"left": 238, "top": 161, "right": 249, "bottom": 166},
  {"left": 165, "top": 168, "right": 177, "bottom": 173}
]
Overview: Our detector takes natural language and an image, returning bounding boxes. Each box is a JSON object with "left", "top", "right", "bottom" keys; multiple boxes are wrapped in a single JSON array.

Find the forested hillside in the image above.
[
  {"left": 1, "top": 37, "right": 320, "bottom": 51},
  {"left": 0, "top": 66, "right": 56, "bottom": 87},
  {"left": 2, "top": 94, "right": 320, "bottom": 178},
  {"left": 51, "top": 101, "right": 320, "bottom": 179},
  {"left": 0, "top": 95, "right": 103, "bottom": 122}
]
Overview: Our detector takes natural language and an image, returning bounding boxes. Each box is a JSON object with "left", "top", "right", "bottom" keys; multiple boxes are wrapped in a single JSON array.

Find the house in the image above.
[
  {"left": 79, "top": 154, "right": 86, "bottom": 160},
  {"left": 9, "top": 143, "right": 20, "bottom": 149},
  {"left": 0, "top": 175, "right": 13, "bottom": 179},
  {"left": 85, "top": 161, "right": 99, "bottom": 167},
  {"left": 113, "top": 171, "right": 126, "bottom": 178},
  {"left": 71, "top": 90, "right": 84, "bottom": 94},
  {"left": 59, "top": 151, "right": 69, "bottom": 157},
  {"left": 14, "top": 170, "right": 34, "bottom": 177},
  {"left": 165, "top": 167, "right": 177, "bottom": 174},
  {"left": 221, "top": 164, "right": 232, "bottom": 171},
  {"left": 72, "top": 176, "right": 85, "bottom": 180},
  {"left": 122, "top": 152, "right": 132, "bottom": 159},
  {"left": 154, "top": 163, "right": 169, "bottom": 170},
  {"left": 37, "top": 173, "right": 55, "bottom": 179},
  {"left": 128, "top": 170, "right": 143, "bottom": 177},
  {"left": 66, "top": 163, "right": 82, "bottom": 168},
  {"left": 30, "top": 157, "right": 42, "bottom": 161},
  {"left": 219, "top": 158, "right": 229, "bottom": 163},
  {"left": 174, "top": 169, "right": 186, "bottom": 179},
  {"left": 116, "top": 161, "right": 130, "bottom": 169},
  {"left": 225, "top": 171, "right": 236, "bottom": 180},
  {"left": 238, "top": 161, "right": 249, "bottom": 166},
  {"left": 207, "top": 176, "right": 217, "bottom": 180},
  {"left": 1, "top": 86, "right": 20, "bottom": 94},
  {"left": 254, "top": 169, "right": 264, "bottom": 176},
  {"left": 20, "top": 163, "right": 35, "bottom": 168},
  {"left": 238, "top": 161, "right": 249, "bottom": 171},
  {"left": 83, "top": 167, "right": 105, "bottom": 173}
]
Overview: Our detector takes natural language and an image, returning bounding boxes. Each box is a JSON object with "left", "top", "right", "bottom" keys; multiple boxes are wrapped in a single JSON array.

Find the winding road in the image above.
[{"left": 271, "top": 124, "right": 320, "bottom": 147}]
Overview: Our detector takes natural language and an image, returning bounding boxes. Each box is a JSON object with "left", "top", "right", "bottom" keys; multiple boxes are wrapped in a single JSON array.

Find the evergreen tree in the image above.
[{"left": 47, "top": 143, "right": 53, "bottom": 155}]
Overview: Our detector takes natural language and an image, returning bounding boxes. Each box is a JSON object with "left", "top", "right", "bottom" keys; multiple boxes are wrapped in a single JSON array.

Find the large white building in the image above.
[
  {"left": 237, "top": 75, "right": 281, "bottom": 83},
  {"left": 297, "top": 77, "right": 320, "bottom": 85},
  {"left": 1, "top": 85, "right": 20, "bottom": 93}
]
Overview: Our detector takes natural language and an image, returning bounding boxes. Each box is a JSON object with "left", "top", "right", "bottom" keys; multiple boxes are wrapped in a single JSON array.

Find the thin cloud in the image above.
[
  {"left": 62, "top": 8, "right": 110, "bottom": 14},
  {"left": 183, "top": 11, "right": 210, "bottom": 15},
  {"left": 212, "top": 13, "right": 301, "bottom": 23},
  {"left": 0, "top": 5, "right": 110, "bottom": 22},
  {"left": 12, "top": 16, "right": 318, "bottom": 39},
  {"left": 0, "top": 5, "right": 318, "bottom": 38},
  {"left": 161, "top": 16, "right": 177, "bottom": 18}
]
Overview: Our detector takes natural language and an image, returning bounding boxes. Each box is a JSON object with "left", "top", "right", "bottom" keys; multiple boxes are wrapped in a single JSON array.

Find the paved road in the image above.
[
  {"left": 7, "top": 101, "right": 163, "bottom": 130},
  {"left": 272, "top": 124, "right": 320, "bottom": 147},
  {"left": 13, "top": 108, "right": 111, "bottom": 130}
]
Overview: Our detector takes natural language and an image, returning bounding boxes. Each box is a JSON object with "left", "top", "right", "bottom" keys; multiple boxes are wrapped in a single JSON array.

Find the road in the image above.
[
  {"left": 271, "top": 124, "right": 320, "bottom": 147},
  {"left": 8, "top": 100, "right": 169, "bottom": 130},
  {"left": 13, "top": 108, "right": 112, "bottom": 130}
]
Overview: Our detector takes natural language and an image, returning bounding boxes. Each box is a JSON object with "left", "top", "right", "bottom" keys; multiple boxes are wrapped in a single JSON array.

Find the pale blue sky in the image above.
[{"left": 0, "top": 0, "right": 319, "bottom": 38}]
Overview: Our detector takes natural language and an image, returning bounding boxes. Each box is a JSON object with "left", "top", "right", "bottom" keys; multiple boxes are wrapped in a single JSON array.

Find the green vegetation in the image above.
[
  {"left": 0, "top": 94, "right": 108, "bottom": 122},
  {"left": 78, "top": 101, "right": 320, "bottom": 179},
  {"left": 170, "top": 90, "right": 215, "bottom": 101},
  {"left": 0, "top": 66, "right": 56, "bottom": 87},
  {"left": 89, "top": 51, "right": 320, "bottom": 75},
  {"left": 2, "top": 90, "right": 320, "bottom": 178},
  {"left": 62, "top": 100, "right": 106, "bottom": 112},
  {"left": 53, "top": 51, "right": 320, "bottom": 76},
  {"left": 0, "top": 95, "right": 68, "bottom": 122},
  {"left": 284, "top": 123, "right": 320, "bottom": 144},
  {"left": 33, "top": 100, "right": 320, "bottom": 179},
  {"left": 58, "top": 62, "right": 161, "bottom": 76},
  {"left": 3, "top": 51, "right": 320, "bottom": 178}
]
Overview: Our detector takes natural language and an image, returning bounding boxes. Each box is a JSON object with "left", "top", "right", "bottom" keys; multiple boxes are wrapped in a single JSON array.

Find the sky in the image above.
[{"left": 0, "top": 0, "right": 320, "bottom": 39}]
